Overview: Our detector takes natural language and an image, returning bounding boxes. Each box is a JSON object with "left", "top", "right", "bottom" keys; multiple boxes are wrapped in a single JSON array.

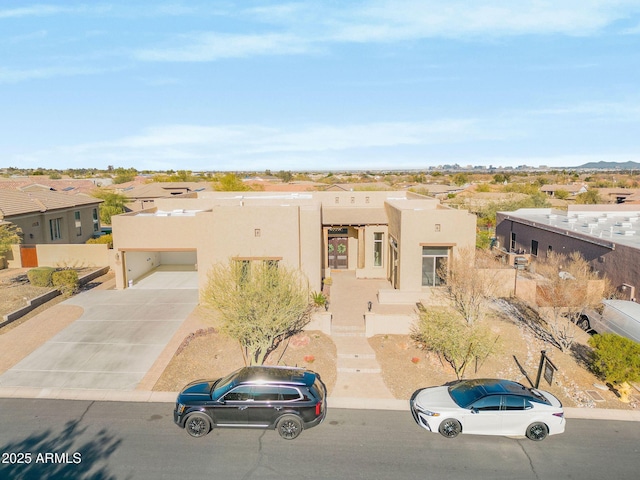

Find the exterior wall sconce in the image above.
[
  {"left": 367, "top": 301, "right": 373, "bottom": 312},
  {"left": 324, "top": 301, "right": 329, "bottom": 311}
]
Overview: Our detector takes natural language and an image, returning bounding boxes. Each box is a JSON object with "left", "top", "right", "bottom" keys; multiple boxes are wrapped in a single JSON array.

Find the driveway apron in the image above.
[{"left": 0, "top": 271, "right": 198, "bottom": 391}]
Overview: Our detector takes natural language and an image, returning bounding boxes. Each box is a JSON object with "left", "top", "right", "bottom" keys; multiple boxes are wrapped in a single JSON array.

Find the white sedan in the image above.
[{"left": 410, "top": 379, "right": 565, "bottom": 441}]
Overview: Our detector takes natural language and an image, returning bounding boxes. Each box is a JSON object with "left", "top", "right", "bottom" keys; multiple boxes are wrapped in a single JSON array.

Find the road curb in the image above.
[{"left": 0, "top": 388, "right": 638, "bottom": 421}]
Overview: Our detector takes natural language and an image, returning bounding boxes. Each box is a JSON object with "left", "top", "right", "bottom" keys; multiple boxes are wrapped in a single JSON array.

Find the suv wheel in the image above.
[
  {"left": 185, "top": 413, "right": 211, "bottom": 438},
  {"left": 276, "top": 415, "right": 303, "bottom": 440}
]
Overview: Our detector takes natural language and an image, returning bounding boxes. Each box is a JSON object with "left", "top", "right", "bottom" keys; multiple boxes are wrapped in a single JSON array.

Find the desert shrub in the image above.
[
  {"left": 86, "top": 233, "right": 113, "bottom": 248},
  {"left": 52, "top": 269, "right": 80, "bottom": 296},
  {"left": 27, "top": 267, "right": 56, "bottom": 287},
  {"left": 412, "top": 307, "right": 500, "bottom": 379},
  {"left": 310, "top": 291, "right": 327, "bottom": 307},
  {"left": 588, "top": 333, "right": 640, "bottom": 384}
]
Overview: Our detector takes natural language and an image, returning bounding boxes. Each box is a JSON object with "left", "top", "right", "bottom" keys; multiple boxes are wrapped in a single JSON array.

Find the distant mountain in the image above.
[{"left": 576, "top": 161, "right": 640, "bottom": 170}]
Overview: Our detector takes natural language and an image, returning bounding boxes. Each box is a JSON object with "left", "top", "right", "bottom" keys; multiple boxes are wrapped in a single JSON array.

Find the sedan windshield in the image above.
[{"left": 448, "top": 382, "right": 487, "bottom": 408}]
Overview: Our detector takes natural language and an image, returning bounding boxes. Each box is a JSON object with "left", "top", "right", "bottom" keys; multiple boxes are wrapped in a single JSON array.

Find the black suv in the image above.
[{"left": 173, "top": 366, "right": 327, "bottom": 440}]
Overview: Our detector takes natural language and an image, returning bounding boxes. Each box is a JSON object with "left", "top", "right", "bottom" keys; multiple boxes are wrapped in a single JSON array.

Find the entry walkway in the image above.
[
  {"left": 0, "top": 271, "right": 198, "bottom": 391},
  {"left": 328, "top": 271, "right": 399, "bottom": 405}
]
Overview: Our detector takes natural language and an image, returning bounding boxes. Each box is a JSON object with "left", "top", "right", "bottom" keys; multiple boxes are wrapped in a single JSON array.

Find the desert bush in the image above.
[
  {"left": 412, "top": 307, "right": 500, "bottom": 379},
  {"left": 27, "top": 267, "right": 56, "bottom": 287},
  {"left": 86, "top": 233, "right": 113, "bottom": 248},
  {"left": 310, "top": 291, "right": 327, "bottom": 308},
  {"left": 588, "top": 333, "right": 640, "bottom": 385},
  {"left": 52, "top": 269, "right": 80, "bottom": 297}
]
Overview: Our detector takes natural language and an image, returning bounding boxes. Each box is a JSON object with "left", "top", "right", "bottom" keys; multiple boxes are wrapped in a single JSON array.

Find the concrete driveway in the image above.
[{"left": 0, "top": 270, "right": 198, "bottom": 391}]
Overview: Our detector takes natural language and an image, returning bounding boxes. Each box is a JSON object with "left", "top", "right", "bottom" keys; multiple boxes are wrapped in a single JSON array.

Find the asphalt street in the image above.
[{"left": 1, "top": 399, "right": 639, "bottom": 480}]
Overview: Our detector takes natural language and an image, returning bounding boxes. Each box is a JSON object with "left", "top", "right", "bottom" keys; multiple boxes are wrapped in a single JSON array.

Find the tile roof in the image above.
[{"left": 0, "top": 190, "right": 102, "bottom": 219}]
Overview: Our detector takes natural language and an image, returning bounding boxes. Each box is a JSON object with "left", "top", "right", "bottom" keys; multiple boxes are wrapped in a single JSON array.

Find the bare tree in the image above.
[
  {"left": 412, "top": 307, "right": 500, "bottom": 379},
  {"left": 438, "top": 247, "right": 503, "bottom": 325},
  {"left": 536, "top": 251, "right": 605, "bottom": 351},
  {"left": 202, "top": 259, "right": 313, "bottom": 365}
]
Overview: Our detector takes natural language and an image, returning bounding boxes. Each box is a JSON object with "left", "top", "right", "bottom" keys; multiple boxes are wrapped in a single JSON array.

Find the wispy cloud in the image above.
[
  {"left": 12, "top": 118, "right": 512, "bottom": 170},
  {"left": 0, "top": 65, "right": 119, "bottom": 83},
  {"left": 131, "top": 1, "right": 640, "bottom": 62},
  {"left": 134, "top": 32, "right": 307, "bottom": 61},
  {"left": 0, "top": 4, "right": 78, "bottom": 19}
]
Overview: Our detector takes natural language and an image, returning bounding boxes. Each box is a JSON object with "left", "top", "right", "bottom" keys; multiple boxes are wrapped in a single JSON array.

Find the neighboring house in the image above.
[
  {"left": 112, "top": 182, "right": 213, "bottom": 212},
  {"left": 495, "top": 205, "right": 640, "bottom": 301},
  {"left": 0, "top": 176, "right": 110, "bottom": 195},
  {"left": 596, "top": 188, "right": 640, "bottom": 204},
  {"left": 540, "top": 183, "right": 588, "bottom": 197},
  {"left": 0, "top": 189, "right": 103, "bottom": 249},
  {"left": 111, "top": 191, "right": 476, "bottom": 302}
]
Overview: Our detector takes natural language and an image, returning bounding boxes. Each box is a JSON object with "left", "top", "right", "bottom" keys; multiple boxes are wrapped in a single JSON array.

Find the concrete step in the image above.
[
  {"left": 336, "top": 357, "right": 381, "bottom": 373},
  {"left": 332, "top": 325, "right": 366, "bottom": 337},
  {"left": 331, "top": 336, "right": 375, "bottom": 356},
  {"left": 332, "top": 331, "right": 366, "bottom": 337},
  {"left": 337, "top": 352, "right": 376, "bottom": 359},
  {"left": 337, "top": 356, "right": 381, "bottom": 373}
]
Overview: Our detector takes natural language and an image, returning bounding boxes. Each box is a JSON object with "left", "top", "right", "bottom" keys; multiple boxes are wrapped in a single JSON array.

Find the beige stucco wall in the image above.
[
  {"left": 6, "top": 243, "right": 109, "bottom": 269},
  {"left": 196, "top": 204, "right": 322, "bottom": 293},
  {"left": 386, "top": 200, "right": 476, "bottom": 291},
  {"left": 36, "top": 244, "right": 109, "bottom": 268}
]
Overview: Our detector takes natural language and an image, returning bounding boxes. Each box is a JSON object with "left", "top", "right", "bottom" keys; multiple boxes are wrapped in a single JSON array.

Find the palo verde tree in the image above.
[
  {"left": 536, "top": 251, "right": 605, "bottom": 351},
  {"left": 411, "top": 307, "right": 500, "bottom": 379},
  {"left": 0, "top": 223, "right": 22, "bottom": 257},
  {"left": 437, "top": 247, "right": 503, "bottom": 325},
  {"left": 202, "top": 259, "right": 313, "bottom": 365}
]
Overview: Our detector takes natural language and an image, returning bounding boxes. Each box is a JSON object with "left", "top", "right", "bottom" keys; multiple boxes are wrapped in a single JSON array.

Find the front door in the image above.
[{"left": 328, "top": 237, "right": 348, "bottom": 269}]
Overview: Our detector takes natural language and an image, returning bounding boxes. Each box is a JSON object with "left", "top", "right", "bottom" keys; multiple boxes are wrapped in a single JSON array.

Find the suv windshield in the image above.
[{"left": 211, "top": 368, "right": 242, "bottom": 397}]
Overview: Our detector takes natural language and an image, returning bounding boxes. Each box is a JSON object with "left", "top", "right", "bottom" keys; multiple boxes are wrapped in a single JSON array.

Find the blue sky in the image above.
[{"left": 1, "top": 1, "right": 640, "bottom": 172}]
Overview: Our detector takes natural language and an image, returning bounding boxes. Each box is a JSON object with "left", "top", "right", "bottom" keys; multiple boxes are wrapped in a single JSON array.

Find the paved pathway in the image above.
[
  {"left": 328, "top": 271, "right": 398, "bottom": 404},
  {"left": 0, "top": 271, "right": 198, "bottom": 391}
]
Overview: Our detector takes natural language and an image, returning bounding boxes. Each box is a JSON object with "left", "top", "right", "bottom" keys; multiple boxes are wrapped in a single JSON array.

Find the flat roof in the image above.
[{"left": 499, "top": 207, "right": 640, "bottom": 250}]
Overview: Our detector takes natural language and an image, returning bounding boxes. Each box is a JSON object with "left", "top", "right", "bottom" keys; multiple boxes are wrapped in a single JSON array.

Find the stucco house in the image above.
[
  {"left": 0, "top": 190, "right": 103, "bottom": 267},
  {"left": 111, "top": 191, "right": 476, "bottom": 302},
  {"left": 495, "top": 205, "right": 640, "bottom": 301}
]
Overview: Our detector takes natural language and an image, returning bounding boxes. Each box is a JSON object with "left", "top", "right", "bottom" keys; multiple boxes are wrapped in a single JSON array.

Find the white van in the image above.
[{"left": 578, "top": 300, "right": 640, "bottom": 344}]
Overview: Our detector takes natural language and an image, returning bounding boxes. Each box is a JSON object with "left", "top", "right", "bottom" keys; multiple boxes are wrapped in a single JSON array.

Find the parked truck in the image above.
[{"left": 577, "top": 300, "right": 640, "bottom": 344}]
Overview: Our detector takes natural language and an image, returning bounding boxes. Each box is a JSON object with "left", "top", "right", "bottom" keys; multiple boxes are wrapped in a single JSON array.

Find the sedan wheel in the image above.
[
  {"left": 525, "top": 422, "right": 548, "bottom": 441},
  {"left": 576, "top": 317, "right": 590, "bottom": 331},
  {"left": 185, "top": 413, "right": 211, "bottom": 438},
  {"left": 438, "top": 419, "right": 462, "bottom": 438},
  {"left": 276, "top": 415, "right": 303, "bottom": 440}
]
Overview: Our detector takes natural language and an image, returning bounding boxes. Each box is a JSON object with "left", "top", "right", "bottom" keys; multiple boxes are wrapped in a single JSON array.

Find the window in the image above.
[
  {"left": 280, "top": 387, "right": 302, "bottom": 401},
  {"left": 373, "top": 232, "right": 383, "bottom": 267},
  {"left": 421, "top": 247, "right": 448, "bottom": 287},
  {"left": 547, "top": 245, "right": 553, "bottom": 256},
  {"left": 503, "top": 396, "right": 527, "bottom": 411},
  {"left": 92, "top": 208, "right": 99, "bottom": 232},
  {"left": 531, "top": 240, "right": 538, "bottom": 257},
  {"left": 224, "top": 385, "right": 253, "bottom": 401},
  {"left": 74, "top": 211, "right": 82, "bottom": 236},
  {"left": 252, "top": 386, "right": 281, "bottom": 402},
  {"left": 471, "top": 395, "right": 501, "bottom": 411},
  {"left": 510, "top": 232, "right": 516, "bottom": 252},
  {"left": 49, "top": 218, "right": 62, "bottom": 241},
  {"left": 435, "top": 224, "right": 441, "bottom": 232}
]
